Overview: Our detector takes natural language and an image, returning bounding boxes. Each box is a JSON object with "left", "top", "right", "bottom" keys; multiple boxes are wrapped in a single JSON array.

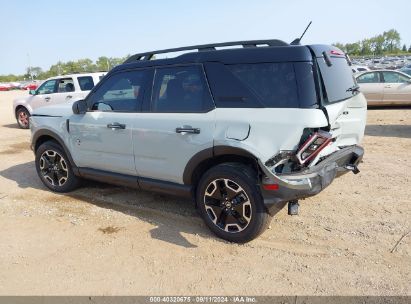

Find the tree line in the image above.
[
  {"left": 2, "top": 29, "right": 410, "bottom": 82},
  {"left": 0, "top": 56, "right": 129, "bottom": 82},
  {"left": 333, "top": 29, "right": 410, "bottom": 56}
]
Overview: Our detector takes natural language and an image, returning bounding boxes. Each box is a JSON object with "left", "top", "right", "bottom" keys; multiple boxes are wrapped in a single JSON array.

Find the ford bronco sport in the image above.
[{"left": 30, "top": 39, "right": 366, "bottom": 243}]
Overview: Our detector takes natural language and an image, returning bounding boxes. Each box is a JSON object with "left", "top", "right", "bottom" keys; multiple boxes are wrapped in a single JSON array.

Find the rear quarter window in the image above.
[
  {"left": 227, "top": 62, "right": 317, "bottom": 108},
  {"left": 78, "top": 76, "right": 95, "bottom": 91}
]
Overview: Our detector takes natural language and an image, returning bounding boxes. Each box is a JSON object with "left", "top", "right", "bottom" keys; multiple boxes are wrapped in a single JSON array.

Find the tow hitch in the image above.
[{"left": 345, "top": 164, "right": 360, "bottom": 174}]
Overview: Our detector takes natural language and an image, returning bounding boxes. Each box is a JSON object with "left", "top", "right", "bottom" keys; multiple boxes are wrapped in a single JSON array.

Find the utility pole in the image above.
[{"left": 27, "top": 53, "right": 33, "bottom": 81}]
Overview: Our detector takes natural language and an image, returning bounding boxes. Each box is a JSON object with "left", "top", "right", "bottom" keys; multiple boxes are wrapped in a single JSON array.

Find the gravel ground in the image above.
[{"left": 0, "top": 90, "right": 409, "bottom": 295}]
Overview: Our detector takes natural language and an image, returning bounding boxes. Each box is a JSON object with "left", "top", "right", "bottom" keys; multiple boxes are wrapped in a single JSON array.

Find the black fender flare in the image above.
[{"left": 182, "top": 146, "right": 260, "bottom": 185}]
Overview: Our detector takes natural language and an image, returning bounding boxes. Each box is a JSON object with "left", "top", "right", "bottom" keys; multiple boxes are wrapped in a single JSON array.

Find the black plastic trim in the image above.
[
  {"left": 139, "top": 177, "right": 192, "bottom": 198},
  {"left": 182, "top": 146, "right": 259, "bottom": 185},
  {"left": 78, "top": 168, "right": 193, "bottom": 198},
  {"left": 78, "top": 168, "right": 139, "bottom": 189}
]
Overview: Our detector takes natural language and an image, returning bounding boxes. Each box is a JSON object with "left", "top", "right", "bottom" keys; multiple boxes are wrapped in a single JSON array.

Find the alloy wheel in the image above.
[
  {"left": 204, "top": 178, "right": 252, "bottom": 233},
  {"left": 18, "top": 111, "right": 29, "bottom": 127},
  {"left": 39, "top": 150, "right": 69, "bottom": 187}
]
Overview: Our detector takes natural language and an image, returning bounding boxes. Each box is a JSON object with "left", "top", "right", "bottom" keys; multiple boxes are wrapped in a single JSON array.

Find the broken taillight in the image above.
[{"left": 296, "top": 131, "right": 332, "bottom": 165}]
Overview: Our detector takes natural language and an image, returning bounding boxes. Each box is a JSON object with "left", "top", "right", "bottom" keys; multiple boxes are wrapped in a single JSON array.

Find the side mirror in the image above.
[
  {"left": 29, "top": 90, "right": 36, "bottom": 95},
  {"left": 72, "top": 99, "right": 87, "bottom": 114}
]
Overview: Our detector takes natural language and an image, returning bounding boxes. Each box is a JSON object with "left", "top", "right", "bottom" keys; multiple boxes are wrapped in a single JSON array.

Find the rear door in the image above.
[
  {"left": 311, "top": 46, "right": 367, "bottom": 147},
  {"left": 51, "top": 77, "right": 78, "bottom": 105},
  {"left": 356, "top": 71, "right": 384, "bottom": 105},
  {"left": 381, "top": 71, "right": 411, "bottom": 105},
  {"left": 132, "top": 64, "right": 216, "bottom": 184}
]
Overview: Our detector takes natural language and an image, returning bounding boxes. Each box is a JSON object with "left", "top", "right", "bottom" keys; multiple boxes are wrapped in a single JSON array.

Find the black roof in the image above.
[{"left": 112, "top": 40, "right": 336, "bottom": 73}]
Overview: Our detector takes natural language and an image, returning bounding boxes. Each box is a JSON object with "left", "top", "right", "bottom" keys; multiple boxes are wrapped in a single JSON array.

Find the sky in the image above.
[{"left": 1, "top": 0, "right": 410, "bottom": 75}]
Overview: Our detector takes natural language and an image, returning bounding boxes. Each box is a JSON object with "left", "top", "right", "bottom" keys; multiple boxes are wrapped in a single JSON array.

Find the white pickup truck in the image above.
[{"left": 13, "top": 72, "right": 106, "bottom": 128}]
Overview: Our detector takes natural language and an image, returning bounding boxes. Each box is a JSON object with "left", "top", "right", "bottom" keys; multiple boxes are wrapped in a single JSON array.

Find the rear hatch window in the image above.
[{"left": 315, "top": 50, "right": 358, "bottom": 104}]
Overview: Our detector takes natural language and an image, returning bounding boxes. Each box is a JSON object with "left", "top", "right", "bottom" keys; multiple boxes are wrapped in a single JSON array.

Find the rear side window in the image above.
[
  {"left": 78, "top": 76, "right": 95, "bottom": 91},
  {"left": 151, "top": 65, "right": 214, "bottom": 113},
  {"left": 317, "top": 56, "right": 358, "bottom": 103},
  {"left": 57, "top": 78, "right": 75, "bottom": 93},
  {"left": 228, "top": 62, "right": 317, "bottom": 108}
]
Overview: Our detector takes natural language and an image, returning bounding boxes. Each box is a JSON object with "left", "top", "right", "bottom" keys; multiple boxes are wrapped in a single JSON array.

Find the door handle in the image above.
[
  {"left": 107, "top": 122, "right": 126, "bottom": 129},
  {"left": 384, "top": 85, "right": 392, "bottom": 88},
  {"left": 44, "top": 97, "right": 51, "bottom": 102},
  {"left": 66, "top": 95, "right": 72, "bottom": 99},
  {"left": 176, "top": 127, "right": 200, "bottom": 134}
]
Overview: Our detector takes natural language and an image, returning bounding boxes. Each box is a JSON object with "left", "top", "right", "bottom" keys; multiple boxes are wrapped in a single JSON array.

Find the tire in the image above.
[
  {"left": 196, "top": 163, "right": 271, "bottom": 243},
  {"left": 35, "top": 141, "right": 80, "bottom": 193},
  {"left": 16, "top": 107, "right": 30, "bottom": 129}
]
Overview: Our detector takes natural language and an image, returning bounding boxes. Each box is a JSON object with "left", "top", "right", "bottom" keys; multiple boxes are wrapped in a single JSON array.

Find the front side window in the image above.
[
  {"left": 382, "top": 72, "right": 409, "bottom": 83},
  {"left": 57, "top": 78, "right": 75, "bottom": 93},
  {"left": 151, "top": 65, "right": 213, "bottom": 113},
  {"left": 357, "top": 72, "right": 381, "bottom": 83},
  {"left": 37, "top": 79, "right": 57, "bottom": 95},
  {"left": 78, "top": 76, "right": 95, "bottom": 91},
  {"left": 87, "top": 69, "right": 150, "bottom": 112}
]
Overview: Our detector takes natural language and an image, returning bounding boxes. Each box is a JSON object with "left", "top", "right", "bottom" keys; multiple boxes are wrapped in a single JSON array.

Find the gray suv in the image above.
[{"left": 30, "top": 40, "right": 366, "bottom": 243}]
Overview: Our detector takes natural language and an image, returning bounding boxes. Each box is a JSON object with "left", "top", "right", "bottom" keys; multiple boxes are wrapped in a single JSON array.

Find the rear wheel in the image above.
[
  {"left": 35, "top": 141, "right": 80, "bottom": 192},
  {"left": 196, "top": 163, "right": 271, "bottom": 243},
  {"left": 16, "top": 107, "right": 30, "bottom": 129}
]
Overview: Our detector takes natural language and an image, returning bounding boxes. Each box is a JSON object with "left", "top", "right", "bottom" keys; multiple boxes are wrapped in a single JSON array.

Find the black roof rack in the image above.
[{"left": 124, "top": 39, "right": 289, "bottom": 63}]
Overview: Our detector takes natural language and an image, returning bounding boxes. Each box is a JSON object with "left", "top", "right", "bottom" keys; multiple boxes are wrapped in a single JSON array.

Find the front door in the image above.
[
  {"left": 381, "top": 71, "right": 411, "bottom": 105},
  {"left": 356, "top": 71, "right": 384, "bottom": 105},
  {"left": 51, "top": 77, "right": 79, "bottom": 106},
  {"left": 133, "top": 65, "right": 216, "bottom": 184},
  {"left": 69, "top": 69, "right": 151, "bottom": 176},
  {"left": 30, "top": 78, "right": 58, "bottom": 111}
]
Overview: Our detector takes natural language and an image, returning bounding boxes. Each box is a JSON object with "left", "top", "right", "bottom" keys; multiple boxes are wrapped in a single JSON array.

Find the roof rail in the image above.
[{"left": 124, "top": 39, "right": 289, "bottom": 63}]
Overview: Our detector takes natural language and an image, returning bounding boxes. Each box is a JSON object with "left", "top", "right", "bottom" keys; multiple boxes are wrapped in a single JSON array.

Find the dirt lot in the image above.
[{"left": 0, "top": 90, "right": 409, "bottom": 296}]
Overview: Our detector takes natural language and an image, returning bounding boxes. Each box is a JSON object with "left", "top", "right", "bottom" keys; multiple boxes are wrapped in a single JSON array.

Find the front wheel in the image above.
[
  {"left": 16, "top": 107, "right": 30, "bottom": 129},
  {"left": 196, "top": 163, "right": 271, "bottom": 243},
  {"left": 35, "top": 141, "right": 80, "bottom": 192}
]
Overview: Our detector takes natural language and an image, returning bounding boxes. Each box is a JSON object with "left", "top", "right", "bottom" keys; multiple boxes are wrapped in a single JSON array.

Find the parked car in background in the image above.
[
  {"left": 20, "top": 81, "right": 40, "bottom": 91},
  {"left": 0, "top": 83, "right": 12, "bottom": 91},
  {"left": 13, "top": 72, "right": 106, "bottom": 128},
  {"left": 351, "top": 65, "right": 370, "bottom": 74},
  {"left": 399, "top": 68, "right": 411, "bottom": 77},
  {"left": 356, "top": 70, "right": 411, "bottom": 106}
]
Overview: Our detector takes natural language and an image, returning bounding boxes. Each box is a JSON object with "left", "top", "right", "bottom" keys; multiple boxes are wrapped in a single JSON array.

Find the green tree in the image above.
[
  {"left": 360, "top": 39, "right": 372, "bottom": 55},
  {"left": 345, "top": 42, "right": 361, "bottom": 55},
  {"left": 77, "top": 58, "right": 96, "bottom": 72},
  {"left": 383, "top": 29, "right": 401, "bottom": 52},
  {"left": 402, "top": 44, "right": 407, "bottom": 52}
]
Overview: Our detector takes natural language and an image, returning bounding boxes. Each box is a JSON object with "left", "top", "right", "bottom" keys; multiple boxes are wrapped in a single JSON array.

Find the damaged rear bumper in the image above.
[{"left": 260, "top": 145, "right": 364, "bottom": 212}]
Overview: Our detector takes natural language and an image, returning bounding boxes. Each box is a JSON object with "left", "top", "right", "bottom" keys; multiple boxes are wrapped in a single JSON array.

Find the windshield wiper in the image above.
[{"left": 346, "top": 85, "right": 360, "bottom": 94}]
